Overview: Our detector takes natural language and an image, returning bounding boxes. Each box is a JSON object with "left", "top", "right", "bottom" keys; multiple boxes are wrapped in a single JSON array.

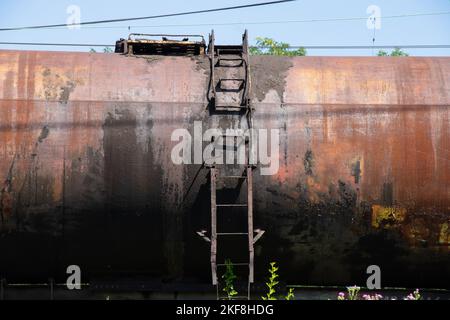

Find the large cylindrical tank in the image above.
[{"left": 0, "top": 50, "right": 449, "bottom": 288}]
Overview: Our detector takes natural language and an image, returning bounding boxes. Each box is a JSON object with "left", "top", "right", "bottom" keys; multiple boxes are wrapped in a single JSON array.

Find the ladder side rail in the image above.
[
  {"left": 210, "top": 167, "right": 218, "bottom": 285},
  {"left": 247, "top": 166, "right": 255, "bottom": 284},
  {"left": 242, "top": 30, "right": 250, "bottom": 108},
  {"left": 210, "top": 30, "right": 216, "bottom": 101}
]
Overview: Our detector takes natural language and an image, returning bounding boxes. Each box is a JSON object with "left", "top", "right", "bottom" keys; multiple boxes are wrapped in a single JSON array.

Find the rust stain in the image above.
[
  {"left": 41, "top": 67, "right": 78, "bottom": 103},
  {"left": 439, "top": 222, "right": 450, "bottom": 246},
  {"left": 371, "top": 205, "right": 407, "bottom": 229}
]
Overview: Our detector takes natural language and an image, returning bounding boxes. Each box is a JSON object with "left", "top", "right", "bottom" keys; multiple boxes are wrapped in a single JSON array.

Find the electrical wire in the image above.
[
  {"left": 2, "top": 11, "right": 449, "bottom": 30},
  {"left": 0, "top": 0, "right": 297, "bottom": 32},
  {"left": 290, "top": 45, "right": 450, "bottom": 49}
]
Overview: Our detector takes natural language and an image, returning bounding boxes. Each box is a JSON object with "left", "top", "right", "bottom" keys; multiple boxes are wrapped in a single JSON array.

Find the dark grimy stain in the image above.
[
  {"left": 5, "top": 123, "right": 55, "bottom": 233},
  {"left": 281, "top": 179, "right": 361, "bottom": 284},
  {"left": 250, "top": 56, "right": 293, "bottom": 102},
  {"left": 351, "top": 159, "right": 361, "bottom": 184},
  {"left": 382, "top": 182, "right": 394, "bottom": 206},
  {"left": 303, "top": 149, "right": 314, "bottom": 176},
  {"left": 338, "top": 180, "right": 357, "bottom": 208},
  {"left": 345, "top": 230, "right": 409, "bottom": 286},
  {"left": 102, "top": 107, "right": 171, "bottom": 278},
  {"left": 42, "top": 68, "right": 51, "bottom": 77},
  {"left": 266, "top": 187, "right": 296, "bottom": 201},
  {"left": 0, "top": 155, "right": 16, "bottom": 228},
  {"left": 123, "top": 54, "right": 162, "bottom": 64},
  {"left": 191, "top": 55, "right": 210, "bottom": 75},
  {"left": 59, "top": 81, "right": 76, "bottom": 104},
  {"left": 41, "top": 68, "right": 77, "bottom": 104},
  {"left": 38, "top": 126, "right": 50, "bottom": 143}
]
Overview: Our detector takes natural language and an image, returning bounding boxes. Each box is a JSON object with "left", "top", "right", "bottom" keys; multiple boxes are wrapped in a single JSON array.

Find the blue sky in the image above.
[{"left": 0, "top": 0, "right": 449, "bottom": 55}]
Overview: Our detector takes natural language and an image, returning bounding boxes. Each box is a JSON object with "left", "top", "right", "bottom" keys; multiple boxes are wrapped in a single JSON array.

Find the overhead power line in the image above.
[
  {"left": 0, "top": 0, "right": 296, "bottom": 32},
  {"left": 288, "top": 45, "right": 450, "bottom": 49},
  {"left": 30, "top": 11, "right": 450, "bottom": 30},
  {"left": 1, "top": 42, "right": 449, "bottom": 50}
]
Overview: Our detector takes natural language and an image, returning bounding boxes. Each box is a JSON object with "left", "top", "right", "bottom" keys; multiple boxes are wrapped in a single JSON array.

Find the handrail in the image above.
[{"left": 128, "top": 33, "right": 205, "bottom": 42}]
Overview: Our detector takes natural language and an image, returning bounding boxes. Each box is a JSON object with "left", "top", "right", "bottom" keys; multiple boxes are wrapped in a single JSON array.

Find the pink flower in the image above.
[{"left": 337, "top": 292, "right": 346, "bottom": 300}]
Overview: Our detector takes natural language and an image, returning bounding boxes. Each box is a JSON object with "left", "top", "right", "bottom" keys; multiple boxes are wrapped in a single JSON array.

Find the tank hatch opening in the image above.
[{"left": 115, "top": 33, "right": 206, "bottom": 56}]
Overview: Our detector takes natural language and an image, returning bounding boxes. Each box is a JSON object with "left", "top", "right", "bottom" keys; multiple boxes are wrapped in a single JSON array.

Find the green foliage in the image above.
[
  {"left": 405, "top": 289, "right": 421, "bottom": 300},
  {"left": 338, "top": 286, "right": 360, "bottom": 300},
  {"left": 261, "top": 261, "right": 296, "bottom": 300},
  {"left": 222, "top": 259, "right": 238, "bottom": 300},
  {"left": 89, "top": 47, "right": 113, "bottom": 53},
  {"left": 262, "top": 262, "right": 280, "bottom": 300},
  {"left": 250, "top": 37, "right": 306, "bottom": 56},
  {"left": 285, "top": 288, "right": 295, "bottom": 300},
  {"left": 347, "top": 286, "right": 360, "bottom": 300},
  {"left": 390, "top": 48, "right": 409, "bottom": 56},
  {"left": 377, "top": 48, "right": 409, "bottom": 56}
]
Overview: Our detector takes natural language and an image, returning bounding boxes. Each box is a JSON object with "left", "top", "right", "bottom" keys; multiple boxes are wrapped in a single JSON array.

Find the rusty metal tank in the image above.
[{"left": 0, "top": 49, "right": 449, "bottom": 288}]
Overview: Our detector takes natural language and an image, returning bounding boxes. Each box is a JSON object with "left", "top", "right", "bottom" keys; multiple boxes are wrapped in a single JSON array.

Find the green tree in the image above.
[
  {"left": 89, "top": 47, "right": 113, "bottom": 53},
  {"left": 377, "top": 48, "right": 409, "bottom": 56},
  {"left": 250, "top": 37, "right": 306, "bottom": 56}
]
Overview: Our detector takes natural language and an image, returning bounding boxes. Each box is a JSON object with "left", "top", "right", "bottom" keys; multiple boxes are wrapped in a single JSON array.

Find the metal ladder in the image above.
[
  {"left": 209, "top": 30, "right": 251, "bottom": 112},
  {"left": 206, "top": 30, "right": 263, "bottom": 300}
]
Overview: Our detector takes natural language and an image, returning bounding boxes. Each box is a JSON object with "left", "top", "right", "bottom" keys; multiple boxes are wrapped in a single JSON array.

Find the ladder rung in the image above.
[
  {"left": 217, "top": 48, "right": 243, "bottom": 53},
  {"left": 218, "top": 79, "right": 244, "bottom": 92},
  {"left": 215, "top": 91, "right": 243, "bottom": 107},
  {"left": 217, "top": 263, "right": 249, "bottom": 266},
  {"left": 218, "top": 57, "right": 244, "bottom": 61},
  {"left": 220, "top": 78, "right": 245, "bottom": 82},
  {"left": 217, "top": 204, "right": 248, "bottom": 207},
  {"left": 217, "top": 232, "right": 248, "bottom": 236},
  {"left": 217, "top": 54, "right": 245, "bottom": 61},
  {"left": 215, "top": 106, "right": 247, "bottom": 111}
]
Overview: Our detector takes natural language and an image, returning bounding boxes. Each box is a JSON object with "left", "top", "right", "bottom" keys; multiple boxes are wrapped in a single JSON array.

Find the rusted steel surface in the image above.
[
  {"left": 0, "top": 50, "right": 448, "bottom": 287},
  {"left": 115, "top": 34, "right": 206, "bottom": 55}
]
